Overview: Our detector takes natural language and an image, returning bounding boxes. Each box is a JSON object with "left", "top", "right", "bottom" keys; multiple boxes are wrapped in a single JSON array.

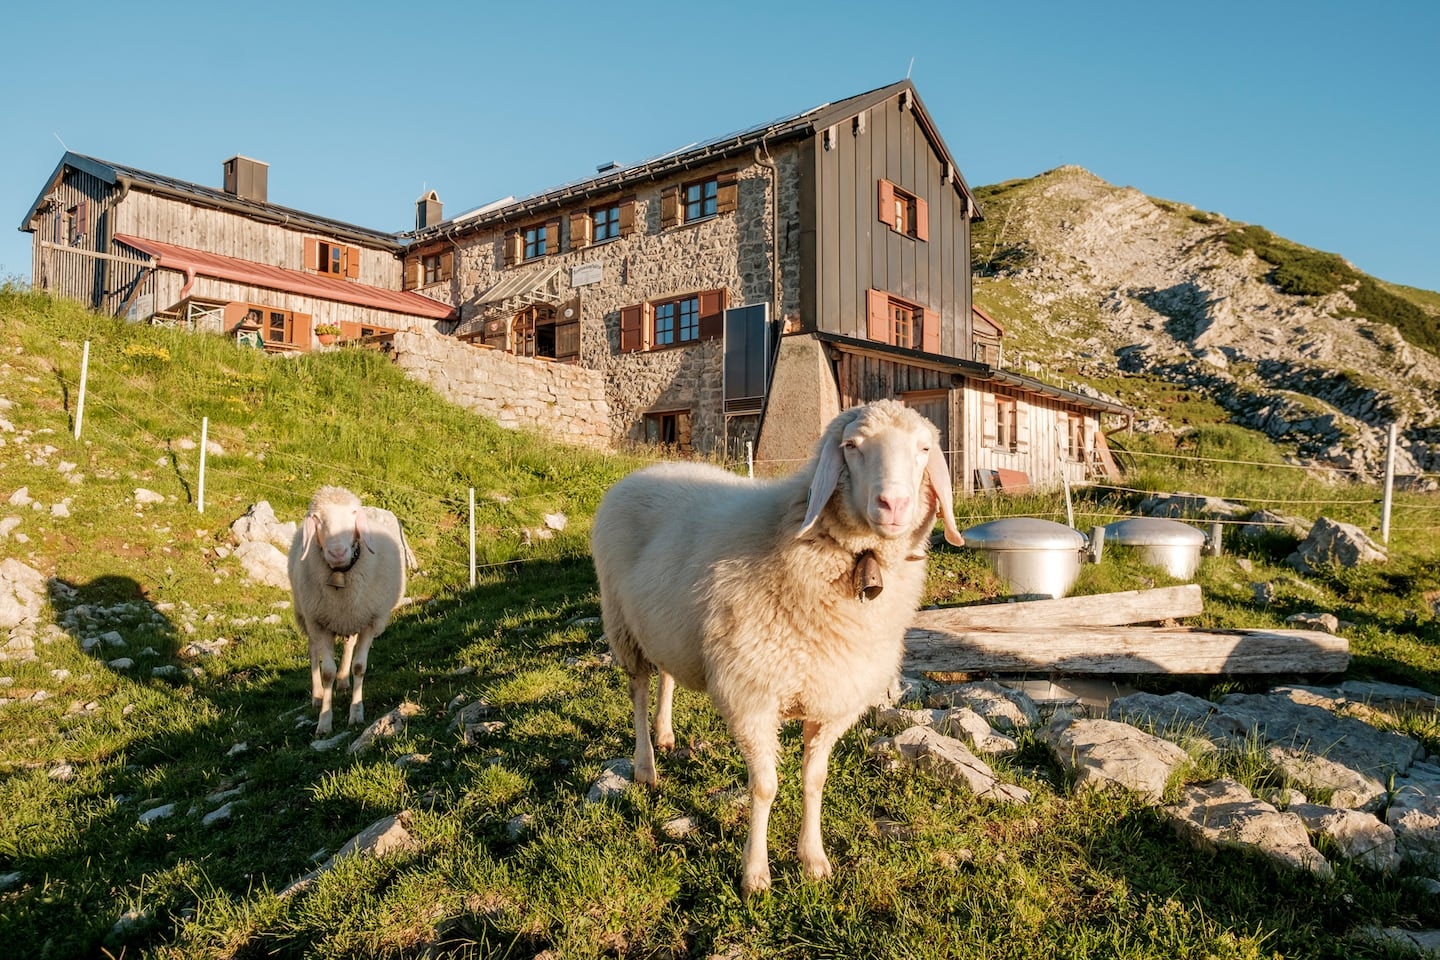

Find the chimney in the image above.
[
  {"left": 223, "top": 156, "right": 268, "bottom": 203},
  {"left": 416, "top": 189, "right": 443, "bottom": 230}
]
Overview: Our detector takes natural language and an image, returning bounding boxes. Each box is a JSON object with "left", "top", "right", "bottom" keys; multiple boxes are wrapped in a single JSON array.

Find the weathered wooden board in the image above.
[
  {"left": 902, "top": 626, "right": 1349, "bottom": 675},
  {"left": 914, "top": 584, "right": 1203, "bottom": 631}
]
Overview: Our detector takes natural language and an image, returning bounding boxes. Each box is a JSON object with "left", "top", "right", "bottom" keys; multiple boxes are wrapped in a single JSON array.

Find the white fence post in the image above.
[
  {"left": 198, "top": 416, "right": 208, "bottom": 514},
  {"left": 746, "top": 441, "right": 754, "bottom": 479},
  {"left": 74, "top": 340, "right": 90, "bottom": 440},
  {"left": 469, "top": 487, "right": 477, "bottom": 587},
  {"left": 1381, "top": 423, "right": 1397, "bottom": 544}
]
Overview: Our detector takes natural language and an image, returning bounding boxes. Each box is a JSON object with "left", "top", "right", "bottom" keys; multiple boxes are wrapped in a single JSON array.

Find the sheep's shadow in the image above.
[{"left": 51, "top": 572, "right": 184, "bottom": 669}]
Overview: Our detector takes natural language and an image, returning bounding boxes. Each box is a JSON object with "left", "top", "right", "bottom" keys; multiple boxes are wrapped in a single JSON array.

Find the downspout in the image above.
[{"left": 753, "top": 143, "right": 780, "bottom": 327}]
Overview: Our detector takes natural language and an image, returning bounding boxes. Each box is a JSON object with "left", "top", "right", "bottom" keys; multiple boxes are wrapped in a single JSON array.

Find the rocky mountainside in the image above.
[{"left": 972, "top": 166, "right": 1440, "bottom": 479}]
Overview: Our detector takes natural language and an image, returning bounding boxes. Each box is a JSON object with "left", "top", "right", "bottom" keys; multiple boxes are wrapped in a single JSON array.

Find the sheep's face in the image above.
[
  {"left": 302, "top": 502, "right": 375, "bottom": 569},
  {"left": 837, "top": 413, "right": 936, "bottom": 538}
]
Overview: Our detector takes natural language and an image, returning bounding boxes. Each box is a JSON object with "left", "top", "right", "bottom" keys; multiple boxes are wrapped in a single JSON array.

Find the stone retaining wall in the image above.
[{"left": 389, "top": 331, "right": 611, "bottom": 449}]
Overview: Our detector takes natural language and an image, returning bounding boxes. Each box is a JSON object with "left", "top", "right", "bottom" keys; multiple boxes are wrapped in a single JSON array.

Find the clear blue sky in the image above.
[{"left": 4, "top": 0, "right": 1437, "bottom": 293}]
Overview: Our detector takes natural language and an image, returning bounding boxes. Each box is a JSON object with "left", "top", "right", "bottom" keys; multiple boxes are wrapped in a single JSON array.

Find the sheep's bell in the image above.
[
  {"left": 853, "top": 550, "right": 883, "bottom": 601},
  {"left": 327, "top": 570, "right": 347, "bottom": 588}
]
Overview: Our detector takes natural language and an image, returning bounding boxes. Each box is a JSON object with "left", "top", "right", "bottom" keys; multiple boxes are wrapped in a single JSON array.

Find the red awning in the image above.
[{"left": 113, "top": 233, "right": 456, "bottom": 321}]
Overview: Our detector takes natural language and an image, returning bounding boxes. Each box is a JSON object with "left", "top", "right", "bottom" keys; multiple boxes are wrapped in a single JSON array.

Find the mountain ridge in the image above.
[{"left": 972, "top": 165, "right": 1440, "bottom": 479}]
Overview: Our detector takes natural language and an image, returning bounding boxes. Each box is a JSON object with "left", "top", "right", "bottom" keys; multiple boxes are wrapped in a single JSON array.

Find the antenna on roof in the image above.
[
  {"left": 906, "top": 56, "right": 915, "bottom": 79},
  {"left": 53, "top": 132, "right": 68, "bottom": 150}
]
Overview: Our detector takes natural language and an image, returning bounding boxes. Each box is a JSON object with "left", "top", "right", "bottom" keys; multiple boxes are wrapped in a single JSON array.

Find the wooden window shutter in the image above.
[
  {"left": 716, "top": 170, "right": 738, "bottom": 215},
  {"left": 982, "top": 393, "right": 998, "bottom": 446},
  {"left": 921, "top": 307, "right": 940, "bottom": 354},
  {"left": 698, "top": 288, "right": 728, "bottom": 341},
  {"left": 76, "top": 199, "right": 88, "bottom": 237},
  {"left": 620, "top": 304, "right": 644, "bottom": 353},
  {"left": 296, "top": 312, "right": 312, "bottom": 349},
  {"left": 877, "top": 179, "right": 895, "bottom": 228},
  {"left": 618, "top": 197, "right": 636, "bottom": 237},
  {"left": 915, "top": 197, "right": 929, "bottom": 241},
  {"left": 546, "top": 219, "right": 561, "bottom": 254},
  {"left": 504, "top": 230, "right": 521, "bottom": 267},
  {"left": 439, "top": 251, "right": 454, "bottom": 282},
  {"left": 304, "top": 237, "right": 320, "bottom": 271},
  {"left": 569, "top": 211, "right": 591, "bottom": 249},
  {"left": 866, "top": 288, "right": 891, "bottom": 344},
  {"left": 1015, "top": 402, "right": 1031, "bottom": 453},
  {"left": 403, "top": 255, "right": 421, "bottom": 290},
  {"left": 661, "top": 186, "right": 680, "bottom": 229},
  {"left": 345, "top": 245, "right": 360, "bottom": 279}
]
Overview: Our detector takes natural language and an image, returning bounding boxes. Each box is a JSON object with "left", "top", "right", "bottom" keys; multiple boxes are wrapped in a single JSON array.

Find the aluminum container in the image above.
[
  {"left": 963, "top": 518, "right": 1090, "bottom": 599},
  {"left": 1104, "top": 517, "right": 1209, "bottom": 580}
]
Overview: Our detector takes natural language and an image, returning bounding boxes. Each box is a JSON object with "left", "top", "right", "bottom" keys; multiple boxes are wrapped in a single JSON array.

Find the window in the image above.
[
  {"left": 877, "top": 179, "right": 928, "bottom": 241},
  {"left": 593, "top": 203, "right": 621, "bottom": 242},
  {"left": 524, "top": 224, "right": 547, "bottom": 260},
  {"left": 866, "top": 289, "right": 939, "bottom": 353},
  {"left": 306, "top": 238, "right": 360, "bottom": 279},
  {"left": 981, "top": 392, "right": 1028, "bottom": 453},
  {"left": 660, "top": 172, "right": 737, "bottom": 229},
  {"left": 619, "top": 289, "right": 727, "bottom": 353},
  {"left": 512, "top": 305, "right": 556, "bottom": 359},
  {"left": 66, "top": 200, "right": 88, "bottom": 244},
  {"left": 505, "top": 220, "right": 559, "bottom": 266},
  {"left": 404, "top": 249, "right": 451, "bottom": 289},
  {"left": 423, "top": 253, "right": 443, "bottom": 285},
  {"left": 644, "top": 409, "right": 692, "bottom": 452}
]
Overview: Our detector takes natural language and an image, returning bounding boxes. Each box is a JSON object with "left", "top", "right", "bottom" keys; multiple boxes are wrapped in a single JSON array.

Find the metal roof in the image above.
[
  {"left": 20, "top": 152, "right": 405, "bottom": 251},
  {"left": 410, "top": 79, "right": 981, "bottom": 243},
  {"left": 113, "top": 233, "right": 456, "bottom": 320}
]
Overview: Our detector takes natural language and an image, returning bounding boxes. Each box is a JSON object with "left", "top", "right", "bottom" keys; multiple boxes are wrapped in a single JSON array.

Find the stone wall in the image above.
[
  {"left": 412, "top": 147, "right": 806, "bottom": 455},
  {"left": 389, "top": 331, "right": 611, "bottom": 449}
]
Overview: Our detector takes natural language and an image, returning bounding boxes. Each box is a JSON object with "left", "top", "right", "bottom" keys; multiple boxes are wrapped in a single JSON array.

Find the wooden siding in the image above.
[
  {"left": 29, "top": 167, "right": 118, "bottom": 311},
  {"left": 806, "top": 93, "right": 972, "bottom": 357},
  {"left": 962, "top": 381, "right": 1100, "bottom": 495}
]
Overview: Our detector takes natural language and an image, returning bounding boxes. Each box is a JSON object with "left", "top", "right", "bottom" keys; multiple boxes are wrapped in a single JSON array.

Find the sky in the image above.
[{"left": 3, "top": 0, "right": 1437, "bottom": 293}]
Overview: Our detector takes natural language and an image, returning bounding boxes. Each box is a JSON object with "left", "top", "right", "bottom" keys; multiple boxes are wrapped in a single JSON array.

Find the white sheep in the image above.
[
  {"left": 288, "top": 485, "right": 408, "bottom": 736},
  {"left": 591, "top": 400, "right": 963, "bottom": 896}
]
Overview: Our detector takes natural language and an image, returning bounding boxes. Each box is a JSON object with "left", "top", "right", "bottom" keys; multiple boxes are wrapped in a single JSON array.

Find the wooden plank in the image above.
[
  {"left": 914, "top": 584, "right": 1203, "bottom": 632},
  {"left": 903, "top": 626, "right": 1349, "bottom": 675}
]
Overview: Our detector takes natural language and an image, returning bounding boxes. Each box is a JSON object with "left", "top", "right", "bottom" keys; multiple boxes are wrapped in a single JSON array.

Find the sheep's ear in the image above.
[
  {"left": 300, "top": 514, "right": 319, "bottom": 561},
  {"left": 355, "top": 508, "right": 376, "bottom": 554},
  {"left": 798, "top": 440, "right": 845, "bottom": 538},
  {"left": 927, "top": 444, "right": 965, "bottom": 547}
]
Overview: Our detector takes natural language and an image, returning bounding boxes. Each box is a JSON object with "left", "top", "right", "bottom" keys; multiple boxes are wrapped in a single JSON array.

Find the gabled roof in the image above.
[
  {"left": 20, "top": 152, "right": 404, "bottom": 251},
  {"left": 113, "top": 234, "right": 456, "bottom": 321},
  {"left": 410, "top": 79, "right": 981, "bottom": 243}
]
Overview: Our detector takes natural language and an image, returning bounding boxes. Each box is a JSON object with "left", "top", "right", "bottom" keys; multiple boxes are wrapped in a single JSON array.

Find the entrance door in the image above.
[{"left": 902, "top": 389, "right": 953, "bottom": 477}]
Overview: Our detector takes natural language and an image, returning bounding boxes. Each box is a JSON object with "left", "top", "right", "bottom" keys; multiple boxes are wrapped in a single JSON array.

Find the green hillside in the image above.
[{"left": 4, "top": 285, "right": 1440, "bottom": 958}]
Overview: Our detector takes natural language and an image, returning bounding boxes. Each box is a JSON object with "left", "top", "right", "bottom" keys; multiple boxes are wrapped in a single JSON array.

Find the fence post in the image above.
[
  {"left": 746, "top": 441, "right": 754, "bottom": 479},
  {"left": 74, "top": 341, "right": 90, "bottom": 440},
  {"left": 198, "top": 416, "right": 208, "bottom": 514},
  {"left": 469, "top": 487, "right": 477, "bottom": 587},
  {"left": 1381, "top": 422, "right": 1397, "bottom": 544}
]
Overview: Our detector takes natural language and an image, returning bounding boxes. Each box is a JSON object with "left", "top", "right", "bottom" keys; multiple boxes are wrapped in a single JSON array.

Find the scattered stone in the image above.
[
  {"left": 279, "top": 811, "right": 418, "bottom": 898},
  {"left": 207, "top": 786, "right": 245, "bottom": 803},
  {"left": 1386, "top": 786, "right": 1440, "bottom": 875},
  {"left": 7, "top": 487, "right": 32, "bottom": 507},
  {"left": 111, "top": 907, "right": 149, "bottom": 937},
  {"left": 1239, "top": 509, "right": 1311, "bottom": 541},
  {"left": 202, "top": 802, "right": 234, "bottom": 826},
  {"left": 133, "top": 488, "right": 165, "bottom": 505},
  {"left": 50, "top": 501, "right": 70, "bottom": 518},
  {"left": 447, "top": 699, "right": 493, "bottom": 731},
  {"left": 107, "top": 657, "right": 135, "bottom": 670},
  {"left": 233, "top": 540, "right": 289, "bottom": 589},
  {"left": 138, "top": 803, "right": 177, "bottom": 824},
  {"left": 0, "top": 557, "right": 47, "bottom": 631},
  {"left": 227, "top": 742, "right": 249, "bottom": 756},
  {"left": 543, "top": 512, "right": 568, "bottom": 531},
  {"left": 506, "top": 814, "right": 535, "bottom": 840},
  {"left": 394, "top": 753, "right": 430, "bottom": 768},
  {"left": 462, "top": 721, "right": 507, "bottom": 745},
  {"left": 179, "top": 638, "right": 229, "bottom": 658},
  {"left": 939, "top": 706, "right": 1019, "bottom": 755},
  {"left": 1289, "top": 802, "right": 1400, "bottom": 873},
  {"left": 587, "top": 758, "right": 634, "bottom": 803},
  {"left": 230, "top": 501, "right": 298, "bottom": 550},
  {"left": 48, "top": 763, "right": 77, "bottom": 782},
  {"left": 151, "top": 665, "right": 178, "bottom": 677},
  {"left": 1039, "top": 716, "right": 1188, "bottom": 802},
  {"left": 871, "top": 726, "right": 1030, "bottom": 804},
  {"left": 661, "top": 815, "right": 699, "bottom": 839},
  {"left": 1353, "top": 927, "right": 1440, "bottom": 957},
  {"left": 1165, "top": 779, "right": 1331, "bottom": 877},
  {"left": 1266, "top": 747, "right": 1387, "bottom": 812},
  {"left": 0, "top": 871, "right": 21, "bottom": 891},
  {"left": 1285, "top": 611, "right": 1340, "bottom": 634},
  {"left": 350, "top": 701, "right": 423, "bottom": 753},
  {"left": 311, "top": 731, "right": 351, "bottom": 751},
  {"left": 927, "top": 679, "right": 1039, "bottom": 731},
  {"left": 1286, "top": 516, "right": 1386, "bottom": 573}
]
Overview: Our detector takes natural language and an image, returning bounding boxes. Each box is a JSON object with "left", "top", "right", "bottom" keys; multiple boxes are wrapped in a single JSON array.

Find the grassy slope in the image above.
[{"left": 2, "top": 286, "right": 1440, "bottom": 958}]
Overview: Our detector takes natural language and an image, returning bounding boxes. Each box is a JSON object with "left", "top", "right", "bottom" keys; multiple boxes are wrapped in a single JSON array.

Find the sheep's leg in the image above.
[
  {"left": 653, "top": 670, "right": 676, "bottom": 752},
  {"left": 335, "top": 633, "right": 359, "bottom": 694},
  {"left": 305, "top": 625, "right": 339, "bottom": 737},
  {"left": 731, "top": 714, "right": 781, "bottom": 897},
  {"left": 346, "top": 630, "right": 376, "bottom": 726},
  {"left": 797, "top": 719, "right": 842, "bottom": 880},
  {"left": 630, "top": 672, "right": 658, "bottom": 785}
]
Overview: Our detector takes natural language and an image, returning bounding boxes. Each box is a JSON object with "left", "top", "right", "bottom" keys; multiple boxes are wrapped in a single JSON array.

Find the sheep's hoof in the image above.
[
  {"left": 801, "top": 853, "right": 833, "bottom": 881},
  {"left": 314, "top": 720, "right": 333, "bottom": 737},
  {"left": 740, "top": 870, "right": 772, "bottom": 898},
  {"left": 348, "top": 705, "right": 365, "bottom": 725},
  {"left": 634, "top": 762, "right": 658, "bottom": 787}
]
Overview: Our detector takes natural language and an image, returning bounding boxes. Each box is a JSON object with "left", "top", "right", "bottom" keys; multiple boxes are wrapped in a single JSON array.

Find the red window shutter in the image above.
[
  {"left": 569, "top": 210, "right": 591, "bottom": 249},
  {"left": 620, "top": 304, "right": 643, "bottom": 353},
  {"left": 345, "top": 245, "right": 360, "bottom": 279},
  {"left": 304, "top": 238, "right": 319, "bottom": 271},
  {"left": 866, "top": 288, "right": 891, "bottom": 343},
  {"left": 877, "top": 180, "right": 895, "bottom": 229},
  {"left": 661, "top": 186, "right": 679, "bottom": 229},
  {"left": 921, "top": 307, "right": 940, "bottom": 353},
  {"left": 504, "top": 231, "right": 521, "bottom": 267},
  {"left": 618, "top": 197, "right": 636, "bottom": 237},
  {"left": 716, "top": 170, "right": 738, "bottom": 215},
  {"left": 403, "top": 255, "right": 421, "bottom": 290},
  {"left": 915, "top": 197, "right": 929, "bottom": 241},
  {"left": 698, "top": 288, "right": 727, "bottom": 341},
  {"left": 439, "top": 251, "right": 453, "bottom": 281},
  {"left": 982, "top": 393, "right": 998, "bottom": 446}
]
